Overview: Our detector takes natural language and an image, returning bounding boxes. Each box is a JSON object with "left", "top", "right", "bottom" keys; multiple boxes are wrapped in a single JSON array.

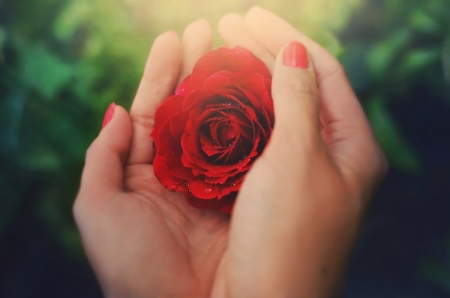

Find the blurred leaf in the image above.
[
  {"left": 18, "top": 42, "right": 73, "bottom": 100},
  {"left": 398, "top": 48, "right": 440, "bottom": 75},
  {"left": 71, "top": 61, "right": 101, "bottom": 101},
  {"left": 385, "top": 0, "right": 403, "bottom": 12},
  {"left": 0, "top": 26, "right": 5, "bottom": 44},
  {"left": 367, "top": 28, "right": 411, "bottom": 79},
  {"left": 340, "top": 44, "right": 371, "bottom": 92},
  {"left": 19, "top": 141, "right": 62, "bottom": 172},
  {"left": 0, "top": 88, "right": 27, "bottom": 153},
  {"left": 54, "top": 1, "right": 89, "bottom": 40},
  {"left": 408, "top": 9, "right": 440, "bottom": 33},
  {"left": 304, "top": 27, "right": 344, "bottom": 57},
  {"left": 366, "top": 96, "right": 421, "bottom": 173},
  {"left": 83, "top": 33, "right": 103, "bottom": 58},
  {"left": 0, "top": 26, "right": 5, "bottom": 64}
]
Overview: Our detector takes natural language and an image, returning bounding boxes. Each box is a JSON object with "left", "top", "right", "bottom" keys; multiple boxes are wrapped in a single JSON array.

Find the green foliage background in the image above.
[{"left": 0, "top": 0, "right": 449, "bottom": 293}]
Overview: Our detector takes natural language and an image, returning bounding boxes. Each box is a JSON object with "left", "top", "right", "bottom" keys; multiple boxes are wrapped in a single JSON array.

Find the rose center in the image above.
[{"left": 219, "top": 124, "right": 237, "bottom": 147}]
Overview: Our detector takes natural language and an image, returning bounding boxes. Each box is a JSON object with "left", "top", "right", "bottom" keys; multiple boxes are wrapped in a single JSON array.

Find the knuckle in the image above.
[
  {"left": 254, "top": 46, "right": 274, "bottom": 67},
  {"left": 317, "top": 59, "right": 346, "bottom": 87},
  {"left": 142, "top": 74, "right": 174, "bottom": 90},
  {"left": 130, "top": 113, "right": 154, "bottom": 131},
  {"left": 281, "top": 72, "right": 319, "bottom": 99}
]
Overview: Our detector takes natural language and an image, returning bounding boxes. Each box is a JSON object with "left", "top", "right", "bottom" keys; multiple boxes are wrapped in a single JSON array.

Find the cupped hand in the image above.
[
  {"left": 211, "top": 7, "right": 388, "bottom": 297},
  {"left": 74, "top": 20, "right": 232, "bottom": 297},
  {"left": 74, "top": 7, "right": 388, "bottom": 298}
]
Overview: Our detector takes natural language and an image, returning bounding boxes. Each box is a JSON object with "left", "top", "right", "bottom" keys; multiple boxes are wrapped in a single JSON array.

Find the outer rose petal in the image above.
[
  {"left": 189, "top": 178, "right": 240, "bottom": 199},
  {"left": 191, "top": 46, "right": 270, "bottom": 90},
  {"left": 157, "top": 121, "right": 195, "bottom": 182},
  {"left": 184, "top": 192, "right": 236, "bottom": 214},
  {"left": 153, "top": 155, "right": 187, "bottom": 192},
  {"left": 151, "top": 95, "right": 184, "bottom": 139},
  {"left": 175, "top": 75, "right": 193, "bottom": 96},
  {"left": 189, "top": 179, "right": 223, "bottom": 199}
]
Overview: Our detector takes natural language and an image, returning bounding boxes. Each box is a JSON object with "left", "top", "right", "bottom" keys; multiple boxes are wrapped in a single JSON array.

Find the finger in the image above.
[
  {"left": 79, "top": 104, "right": 132, "bottom": 201},
  {"left": 245, "top": 6, "right": 383, "bottom": 183},
  {"left": 178, "top": 19, "right": 213, "bottom": 85},
  {"left": 218, "top": 13, "right": 275, "bottom": 72},
  {"left": 128, "top": 31, "right": 182, "bottom": 165},
  {"left": 266, "top": 41, "right": 322, "bottom": 159},
  {"left": 245, "top": 7, "right": 338, "bottom": 83},
  {"left": 245, "top": 7, "right": 366, "bottom": 126}
]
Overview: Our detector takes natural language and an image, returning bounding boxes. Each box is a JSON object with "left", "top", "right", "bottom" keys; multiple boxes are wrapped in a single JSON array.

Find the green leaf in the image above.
[
  {"left": 18, "top": 42, "right": 73, "bottom": 100},
  {"left": 408, "top": 9, "right": 440, "bottom": 33},
  {"left": 54, "top": 1, "right": 89, "bottom": 40},
  {"left": 366, "top": 28, "right": 411, "bottom": 79},
  {"left": 0, "top": 87, "right": 27, "bottom": 152},
  {"left": 19, "top": 141, "right": 62, "bottom": 172},
  {"left": 71, "top": 61, "right": 101, "bottom": 101},
  {"left": 0, "top": 26, "right": 5, "bottom": 47},
  {"left": 366, "top": 96, "right": 421, "bottom": 173},
  {"left": 398, "top": 48, "right": 440, "bottom": 74},
  {"left": 0, "top": 26, "right": 5, "bottom": 64}
]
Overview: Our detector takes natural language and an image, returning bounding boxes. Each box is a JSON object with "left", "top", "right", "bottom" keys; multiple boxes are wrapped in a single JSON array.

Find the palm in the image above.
[
  {"left": 77, "top": 25, "right": 235, "bottom": 296},
  {"left": 107, "top": 163, "right": 230, "bottom": 295}
]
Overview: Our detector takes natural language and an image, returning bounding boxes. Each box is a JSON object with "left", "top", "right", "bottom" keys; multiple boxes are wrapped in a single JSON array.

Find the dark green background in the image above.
[{"left": 1, "top": 0, "right": 450, "bottom": 296}]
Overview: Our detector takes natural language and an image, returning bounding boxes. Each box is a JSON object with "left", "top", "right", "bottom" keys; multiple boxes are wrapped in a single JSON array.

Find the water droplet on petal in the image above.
[{"left": 204, "top": 188, "right": 212, "bottom": 193}]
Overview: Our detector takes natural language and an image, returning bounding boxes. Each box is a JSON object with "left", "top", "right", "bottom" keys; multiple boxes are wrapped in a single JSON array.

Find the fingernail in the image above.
[
  {"left": 102, "top": 103, "right": 116, "bottom": 128},
  {"left": 283, "top": 41, "right": 309, "bottom": 69}
]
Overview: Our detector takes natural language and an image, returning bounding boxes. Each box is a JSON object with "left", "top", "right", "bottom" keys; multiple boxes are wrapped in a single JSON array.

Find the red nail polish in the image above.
[
  {"left": 283, "top": 41, "right": 309, "bottom": 69},
  {"left": 102, "top": 103, "right": 116, "bottom": 128}
]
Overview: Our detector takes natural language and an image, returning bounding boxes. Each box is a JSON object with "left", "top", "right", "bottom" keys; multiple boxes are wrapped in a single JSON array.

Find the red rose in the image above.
[{"left": 151, "top": 46, "right": 274, "bottom": 214}]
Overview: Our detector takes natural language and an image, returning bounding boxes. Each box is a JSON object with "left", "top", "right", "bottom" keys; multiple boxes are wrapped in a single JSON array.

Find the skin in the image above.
[{"left": 74, "top": 7, "right": 388, "bottom": 298}]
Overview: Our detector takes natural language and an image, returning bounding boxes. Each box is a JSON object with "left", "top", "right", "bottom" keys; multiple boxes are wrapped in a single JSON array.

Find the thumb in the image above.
[
  {"left": 79, "top": 103, "right": 132, "bottom": 201},
  {"left": 266, "top": 41, "right": 322, "bottom": 160}
]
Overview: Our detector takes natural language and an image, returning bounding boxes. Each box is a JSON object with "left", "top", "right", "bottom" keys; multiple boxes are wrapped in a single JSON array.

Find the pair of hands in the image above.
[{"left": 74, "top": 7, "right": 388, "bottom": 298}]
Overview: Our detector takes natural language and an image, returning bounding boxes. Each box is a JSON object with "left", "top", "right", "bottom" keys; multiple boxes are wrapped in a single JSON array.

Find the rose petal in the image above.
[
  {"left": 191, "top": 46, "right": 270, "bottom": 90},
  {"left": 157, "top": 121, "right": 195, "bottom": 181},
  {"left": 189, "top": 179, "right": 222, "bottom": 199},
  {"left": 152, "top": 95, "right": 185, "bottom": 140},
  {"left": 170, "top": 108, "right": 191, "bottom": 142},
  {"left": 153, "top": 155, "right": 187, "bottom": 192},
  {"left": 175, "top": 75, "right": 193, "bottom": 96},
  {"left": 184, "top": 192, "right": 236, "bottom": 211},
  {"left": 210, "top": 71, "right": 274, "bottom": 129}
]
